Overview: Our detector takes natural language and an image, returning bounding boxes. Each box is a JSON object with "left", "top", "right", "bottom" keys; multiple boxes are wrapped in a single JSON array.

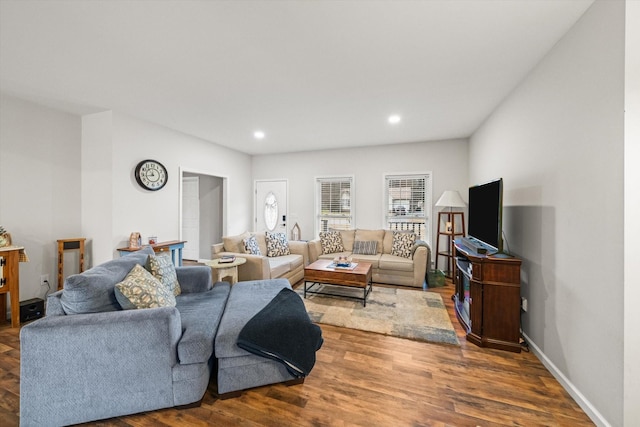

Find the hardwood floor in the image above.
[{"left": 0, "top": 283, "right": 593, "bottom": 426}]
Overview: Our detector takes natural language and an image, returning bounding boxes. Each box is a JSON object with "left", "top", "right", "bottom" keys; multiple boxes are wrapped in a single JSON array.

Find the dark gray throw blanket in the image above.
[{"left": 237, "top": 288, "right": 323, "bottom": 378}]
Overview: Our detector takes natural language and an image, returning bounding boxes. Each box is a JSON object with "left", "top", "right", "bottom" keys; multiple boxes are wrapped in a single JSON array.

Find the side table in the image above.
[{"left": 205, "top": 258, "right": 247, "bottom": 284}]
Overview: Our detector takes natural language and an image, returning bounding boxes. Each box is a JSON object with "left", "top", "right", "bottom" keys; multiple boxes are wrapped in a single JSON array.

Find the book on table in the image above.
[{"left": 219, "top": 255, "right": 236, "bottom": 264}]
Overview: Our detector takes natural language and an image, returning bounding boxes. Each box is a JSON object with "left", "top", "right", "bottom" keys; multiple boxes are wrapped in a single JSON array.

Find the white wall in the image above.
[
  {"left": 82, "top": 112, "right": 253, "bottom": 265},
  {"left": 0, "top": 94, "right": 81, "bottom": 305},
  {"left": 251, "top": 138, "right": 469, "bottom": 261},
  {"left": 624, "top": 1, "right": 640, "bottom": 424},
  {"left": 469, "top": 1, "right": 624, "bottom": 425}
]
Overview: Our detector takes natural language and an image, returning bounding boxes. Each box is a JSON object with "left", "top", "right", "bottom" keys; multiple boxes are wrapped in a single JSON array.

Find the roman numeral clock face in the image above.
[{"left": 134, "top": 160, "right": 168, "bottom": 191}]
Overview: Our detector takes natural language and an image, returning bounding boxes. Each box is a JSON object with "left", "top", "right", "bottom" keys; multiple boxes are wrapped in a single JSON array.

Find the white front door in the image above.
[
  {"left": 181, "top": 176, "right": 200, "bottom": 260},
  {"left": 255, "top": 180, "right": 288, "bottom": 234}
]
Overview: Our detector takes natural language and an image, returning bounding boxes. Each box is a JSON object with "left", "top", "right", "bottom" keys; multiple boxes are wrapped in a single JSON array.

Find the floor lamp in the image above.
[{"left": 435, "top": 190, "right": 466, "bottom": 278}]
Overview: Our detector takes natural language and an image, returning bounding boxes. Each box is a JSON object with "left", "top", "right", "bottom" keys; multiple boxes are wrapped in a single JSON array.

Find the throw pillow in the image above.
[
  {"left": 352, "top": 240, "right": 378, "bottom": 255},
  {"left": 114, "top": 264, "right": 176, "bottom": 309},
  {"left": 265, "top": 231, "right": 291, "bottom": 257},
  {"left": 319, "top": 230, "right": 344, "bottom": 254},
  {"left": 391, "top": 231, "right": 417, "bottom": 258},
  {"left": 243, "top": 235, "right": 262, "bottom": 255},
  {"left": 146, "top": 254, "right": 181, "bottom": 296}
]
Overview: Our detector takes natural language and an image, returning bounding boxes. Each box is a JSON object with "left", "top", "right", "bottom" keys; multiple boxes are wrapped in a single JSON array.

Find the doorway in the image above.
[{"left": 180, "top": 170, "right": 225, "bottom": 261}]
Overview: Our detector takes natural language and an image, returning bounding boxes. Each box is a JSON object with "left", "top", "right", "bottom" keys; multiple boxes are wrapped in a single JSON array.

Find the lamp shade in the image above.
[{"left": 435, "top": 190, "right": 465, "bottom": 208}]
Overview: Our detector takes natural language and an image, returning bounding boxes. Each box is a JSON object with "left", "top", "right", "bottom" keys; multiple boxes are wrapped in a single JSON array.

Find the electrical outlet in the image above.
[
  {"left": 40, "top": 274, "right": 49, "bottom": 287},
  {"left": 521, "top": 297, "right": 528, "bottom": 312}
]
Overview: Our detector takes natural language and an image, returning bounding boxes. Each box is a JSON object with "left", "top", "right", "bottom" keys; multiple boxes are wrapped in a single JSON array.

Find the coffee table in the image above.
[{"left": 303, "top": 259, "right": 373, "bottom": 307}]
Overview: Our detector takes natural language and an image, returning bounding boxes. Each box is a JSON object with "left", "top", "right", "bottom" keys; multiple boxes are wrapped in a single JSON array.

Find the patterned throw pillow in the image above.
[
  {"left": 243, "top": 235, "right": 262, "bottom": 255},
  {"left": 391, "top": 231, "right": 417, "bottom": 258},
  {"left": 146, "top": 254, "right": 181, "bottom": 296},
  {"left": 265, "top": 231, "right": 291, "bottom": 257},
  {"left": 319, "top": 230, "right": 344, "bottom": 254},
  {"left": 352, "top": 240, "right": 378, "bottom": 255},
  {"left": 115, "top": 264, "right": 176, "bottom": 309}
]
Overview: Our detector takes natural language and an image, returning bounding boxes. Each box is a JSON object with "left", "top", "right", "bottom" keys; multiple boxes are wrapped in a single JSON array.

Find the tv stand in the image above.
[{"left": 453, "top": 239, "right": 522, "bottom": 352}]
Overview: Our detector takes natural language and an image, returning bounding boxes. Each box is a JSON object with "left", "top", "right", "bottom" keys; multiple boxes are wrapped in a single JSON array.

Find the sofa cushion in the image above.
[
  {"left": 383, "top": 230, "right": 394, "bottom": 254},
  {"left": 349, "top": 254, "right": 380, "bottom": 269},
  {"left": 266, "top": 232, "right": 291, "bottom": 257},
  {"left": 146, "top": 254, "right": 181, "bottom": 296},
  {"left": 391, "top": 231, "right": 416, "bottom": 258},
  {"left": 268, "top": 256, "right": 290, "bottom": 278},
  {"left": 319, "top": 230, "right": 344, "bottom": 254},
  {"left": 114, "top": 264, "right": 177, "bottom": 309},
  {"left": 175, "top": 282, "right": 231, "bottom": 364},
  {"left": 379, "top": 254, "right": 415, "bottom": 272},
  {"left": 223, "top": 231, "right": 250, "bottom": 253},
  {"left": 354, "top": 229, "right": 384, "bottom": 254},
  {"left": 352, "top": 240, "right": 378, "bottom": 255},
  {"left": 268, "top": 254, "right": 302, "bottom": 279},
  {"left": 61, "top": 247, "right": 155, "bottom": 314},
  {"left": 215, "top": 279, "right": 292, "bottom": 359},
  {"left": 334, "top": 229, "right": 355, "bottom": 252},
  {"left": 243, "top": 235, "right": 262, "bottom": 255}
]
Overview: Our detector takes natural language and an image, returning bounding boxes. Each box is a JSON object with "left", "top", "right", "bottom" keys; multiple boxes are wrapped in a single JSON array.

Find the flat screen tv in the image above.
[{"left": 468, "top": 178, "right": 503, "bottom": 254}]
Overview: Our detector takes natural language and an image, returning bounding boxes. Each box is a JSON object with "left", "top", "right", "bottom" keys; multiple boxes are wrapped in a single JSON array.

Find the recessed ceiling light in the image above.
[
  {"left": 388, "top": 115, "right": 401, "bottom": 124},
  {"left": 253, "top": 130, "right": 265, "bottom": 139}
]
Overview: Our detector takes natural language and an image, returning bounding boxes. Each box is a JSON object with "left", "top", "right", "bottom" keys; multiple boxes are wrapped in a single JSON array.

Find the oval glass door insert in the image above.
[{"left": 264, "top": 191, "right": 278, "bottom": 231}]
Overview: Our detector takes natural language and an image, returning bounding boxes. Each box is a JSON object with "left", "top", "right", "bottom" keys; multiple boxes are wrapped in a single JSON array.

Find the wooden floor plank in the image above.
[{"left": 0, "top": 283, "right": 594, "bottom": 426}]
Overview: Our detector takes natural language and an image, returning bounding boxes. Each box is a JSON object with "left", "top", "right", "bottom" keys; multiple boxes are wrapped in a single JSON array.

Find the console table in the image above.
[
  {"left": 453, "top": 239, "right": 522, "bottom": 352},
  {"left": 118, "top": 240, "right": 186, "bottom": 266}
]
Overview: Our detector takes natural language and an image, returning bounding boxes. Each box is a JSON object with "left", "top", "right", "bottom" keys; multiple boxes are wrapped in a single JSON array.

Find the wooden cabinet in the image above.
[{"left": 453, "top": 240, "right": 522, "bottom": 352}]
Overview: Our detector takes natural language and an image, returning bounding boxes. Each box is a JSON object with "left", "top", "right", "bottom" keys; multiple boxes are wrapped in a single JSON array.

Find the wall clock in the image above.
[{"left": 134, "top": 159, "right": 168, "bottom": 191}]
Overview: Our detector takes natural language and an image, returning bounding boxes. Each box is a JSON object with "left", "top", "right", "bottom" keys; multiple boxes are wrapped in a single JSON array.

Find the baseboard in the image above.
[{"left": 522, "top": 332, "right": 611, "bottom": 427}]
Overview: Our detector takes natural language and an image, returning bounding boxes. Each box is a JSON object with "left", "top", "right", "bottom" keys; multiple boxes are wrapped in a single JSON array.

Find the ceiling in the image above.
[{"left": 0, "top": 0, "right": 594, "bottom": 155}]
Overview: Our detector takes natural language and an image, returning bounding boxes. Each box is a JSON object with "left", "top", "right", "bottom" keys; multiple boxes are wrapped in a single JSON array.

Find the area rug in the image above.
[{"left": 296, "top": 285, "right": 460, "bottom": 346}]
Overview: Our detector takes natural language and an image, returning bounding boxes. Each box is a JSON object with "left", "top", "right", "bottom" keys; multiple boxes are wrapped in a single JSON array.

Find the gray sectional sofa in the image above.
[{"left": 19, "top": 247, "right": 318, "bottom": 426}]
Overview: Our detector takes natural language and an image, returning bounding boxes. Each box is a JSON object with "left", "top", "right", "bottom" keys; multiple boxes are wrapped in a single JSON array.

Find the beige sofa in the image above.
[
  {"left": 212, "top": 231, "right": 308, "bottom": 285},
  {"left": 308, "top": 229, "right": 431, "bottom": 288}
]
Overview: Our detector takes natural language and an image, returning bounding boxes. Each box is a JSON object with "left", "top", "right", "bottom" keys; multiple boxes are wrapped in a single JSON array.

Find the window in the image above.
[
  {"left": 385, "top": 173, "right": 431, "bottom": 243},
  {"left": 316, "top": 177, "right": 354, "bottom": 234}
]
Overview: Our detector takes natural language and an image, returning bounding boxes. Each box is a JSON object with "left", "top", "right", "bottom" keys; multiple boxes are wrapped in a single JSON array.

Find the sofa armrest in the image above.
[
  {"left": 176, "top": 266, "right": 213, "bottom": 293},
  {"left": 212, "top": 243, "right": 225, "bottom": 257},
  {"left": 20, "top": 307, "right": 182, "bottom": 426},
  {"left": 288, "top": 240, "right": 310, "bottom": 265},
  {"left": 308, "top": 239, "right": 322, "bottom": 263},
  {"left": 412, "top": 245, "right": 430, "bottom": 286}
]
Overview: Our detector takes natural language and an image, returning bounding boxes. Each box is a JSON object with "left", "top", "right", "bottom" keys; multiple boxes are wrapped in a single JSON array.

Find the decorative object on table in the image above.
[
  {"left": 219, "top": 255, "right": 236, "bottom": 264},
  {"left": 148, "top": 236, "right": 157, "bottom": 245},
  {"left": 434, "top": 190, "right": 466, "bottom": 278},
  {"left": 0, "top": 225, "right": 12, "bottom": 248},
  {"left": 129, "top": 232, "right": 142, "bottom": 249},
  {"left": 57, "top": 238, "right": 86, "bottom": 291},
  {"left": 332, "top": 255, "right": 352, "bottom": 267},
  {"left": 134, "top": 159, "right": 168, "bottom": 191},
  {"left": 291, "top": 222, "right": 301, "bottom": 241},
  {"left": 297, "top": 286, "right": 459, "bottom": 346}
]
